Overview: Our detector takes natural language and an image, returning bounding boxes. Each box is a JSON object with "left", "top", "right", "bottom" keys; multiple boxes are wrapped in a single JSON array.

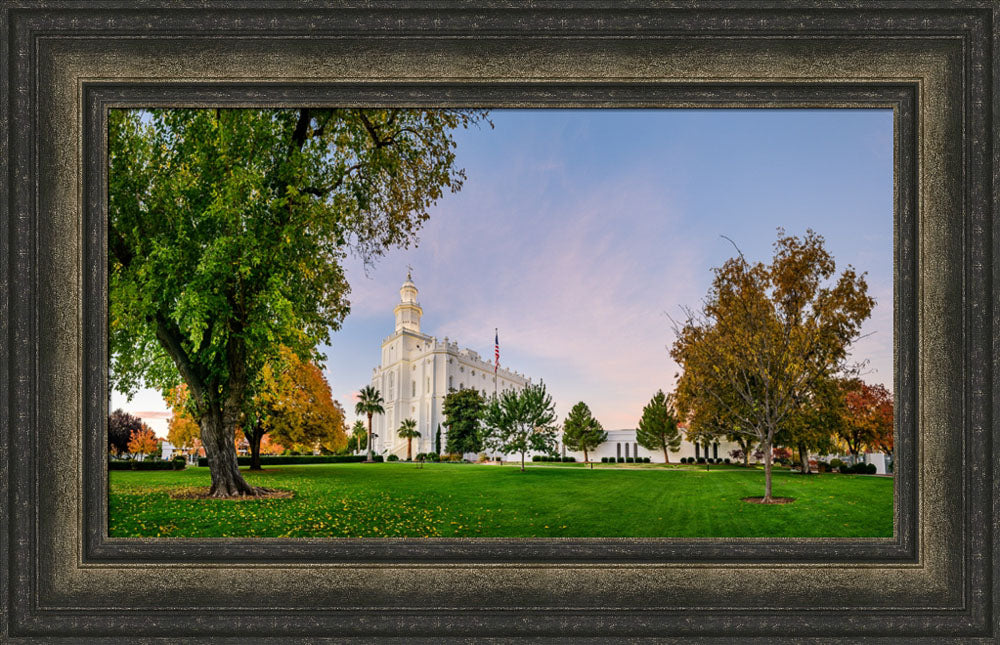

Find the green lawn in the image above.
[{"left": 109, "top": 462, "right": 893, "bottom": 538}]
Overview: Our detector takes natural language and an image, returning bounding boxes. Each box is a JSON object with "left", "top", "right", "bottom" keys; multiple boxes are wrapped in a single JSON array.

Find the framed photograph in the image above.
[{"left": 1, "top": 2, "right": 996, "bottom": 641}]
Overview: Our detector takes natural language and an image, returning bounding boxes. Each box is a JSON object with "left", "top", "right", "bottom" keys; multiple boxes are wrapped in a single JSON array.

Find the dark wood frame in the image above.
[{"left": 1, "top": 2, "right": 996, "bottom": 641}]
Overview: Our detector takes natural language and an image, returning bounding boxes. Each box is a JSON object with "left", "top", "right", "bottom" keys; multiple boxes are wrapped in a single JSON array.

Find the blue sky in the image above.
[{"left": 113, "top": 108, "right": 894, "bottom": 436}]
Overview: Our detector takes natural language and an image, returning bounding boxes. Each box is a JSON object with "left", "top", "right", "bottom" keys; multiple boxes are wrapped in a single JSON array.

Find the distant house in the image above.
[
  {"left": 159, "top": 440, "right": 177, "bottom": 461},
  {"left": 551, "top": 428, "right": 742, "bottom": 463}
]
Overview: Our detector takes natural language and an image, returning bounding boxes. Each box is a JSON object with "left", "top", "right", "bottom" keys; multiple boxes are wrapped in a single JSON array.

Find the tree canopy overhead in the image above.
[
  {"left": 109, "top": 108, "right": 488, "bottom": 496},
  {"left": 672, "top": 229, "right": 875, "bottom": 502}
]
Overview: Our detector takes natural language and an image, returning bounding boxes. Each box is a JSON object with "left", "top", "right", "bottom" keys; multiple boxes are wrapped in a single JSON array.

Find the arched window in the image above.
[{"left": 449, "top": 376, "right": 453, "bottom": 388}]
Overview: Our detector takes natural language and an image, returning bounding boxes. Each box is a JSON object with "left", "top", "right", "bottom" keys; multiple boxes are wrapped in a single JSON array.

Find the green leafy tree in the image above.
[
  {"left": 442, "top": 387, "right": 486, "bottom": 455},
  {"left": 672, "top": 229, "right": 874, "bottom": 502},
  {"left": 355, "top": 385, "right": 385, "bottom": 463},
  {"left": 109, "top": 107, "right": 487, "bottom": 496},
  {"left": 561, "top": 401, "right": 607, "bottom": 468},
  {"left": 434, "top": 423, "right": 442, "bottom": 455},
  {"left": 396, "top": 418, "right": 421, "bottom": 461},
  {"left": 481, "top": 382, "right": 558, "bottom": 471},
  {"left": 636, "top": 390, "right": 682, "bottom": 464},
  {"left": 776, "top": 376, "right": 841, "bottom": 474}
]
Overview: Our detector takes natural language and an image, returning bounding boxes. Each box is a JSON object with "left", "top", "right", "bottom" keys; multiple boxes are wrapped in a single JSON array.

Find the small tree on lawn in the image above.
[
  {"left": 636, "top": 390, "right": 682, "bottom": 464},
  {"left": 108, "top": 408, "right": 144, "bottom": 457},
  {"left": 671, "top": 229, "right": 874, "bottom": 502},
  {"left": 127, "top": 425, "right": 158, "bottom": 460},
  {"left": 397, "top": 418, "right": 420, "bottom": 461},
  {"left": 355, "top": 385, "right": 385, "bottom": 462},
  {"left": 482, "top": 382, "right": 558, "bottom": 472},
  {"left": 561, "top": 401, "right": 607, "bottom": 468},
  {"left": 435, "top": 423, "right": 442, "bottom": 455}
]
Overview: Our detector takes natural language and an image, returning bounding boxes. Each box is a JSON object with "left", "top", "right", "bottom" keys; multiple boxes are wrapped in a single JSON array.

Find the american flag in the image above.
[{"left": 494, "top": 329, "right": 500, "bottom": 373}]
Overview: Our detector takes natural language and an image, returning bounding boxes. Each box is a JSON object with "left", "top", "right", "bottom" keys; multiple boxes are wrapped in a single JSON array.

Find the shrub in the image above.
[
  {"left": 562, "top": 456, "right": 576, "bottom": 462},
  {"left": 696, "top": 457, "right": 705, "bottom": 464},
  {"left": 616, "top": 457, "right": 625, "bottom": 463},
  {"left": 532, "top": 455, "right": 541, "bottom": 462},
  {"left": 866, "top": 463, "right": 878, "bottom": 474},
  {"left": 387, "top": 454, "right": 399, "bottom": 462},
  {"left": 426, "top": 452, "right": 439, "bottom": 462},
  {"left": 109, "top": 459, "right": 185, "bottom": 471},
  {"left": 644, "top": 457, "right": 651, "bottom": 463},
  {"left": 197, "top": 454, "right": 366, "bottom": 467},
  {"left": 600, "top": 457, "right": 608, "bottom": 463},
  {"left": 724, "top": 458, "right": 731, "bottom": 464},
  {"left": 415, "top": 453, "right": 426, "bottom": 461},
  {"left": 829, "top": 458, "right": 845, "bottom": 470}
]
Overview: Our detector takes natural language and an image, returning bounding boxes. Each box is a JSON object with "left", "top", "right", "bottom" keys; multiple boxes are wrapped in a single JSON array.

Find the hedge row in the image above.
[
  {"left": 196, "top": 454, "right": 373, "bottom": 467},
  {"left": 531, "top": 455, "right": 577, "bottom": 463},
  {"left": 109, "top": 458, "right": 186, "bottom": 471},
  {"left": 600, "top": 457, "right": 652, "bottom": 463}
]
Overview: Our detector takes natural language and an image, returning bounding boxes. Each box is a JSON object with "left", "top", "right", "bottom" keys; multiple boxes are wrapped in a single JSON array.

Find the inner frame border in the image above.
[{"left": 83, "top": 82, "right": 917, "bottom": 565}]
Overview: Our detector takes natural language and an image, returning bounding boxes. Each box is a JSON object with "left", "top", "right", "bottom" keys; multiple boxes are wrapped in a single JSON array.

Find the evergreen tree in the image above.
[
  {"left": 561, "top": 401, "right": 607, "bottom": 468},
  {"left": 434, "top": 423, "right": 442, "bottom": 454},
  {"left": 636, "top": 390, "right": 682, "bottom": 463},
  {"left": 443, "top": 387, "right": 485, "bottom": 455}
]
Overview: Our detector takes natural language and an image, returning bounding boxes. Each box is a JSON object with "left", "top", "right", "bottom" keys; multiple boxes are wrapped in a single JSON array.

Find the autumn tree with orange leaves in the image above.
[
  {"left": 165, "top": 384, "right": 201, "bottom": 459},
  {"left": 127, "top": 425, "right": 159, "bottom": 459},
  {"left": 244, "top": 346, "right": 347, "bottom": 470},
  {"left": 837, "top": 379, "right": 893, "bottom": 461}
]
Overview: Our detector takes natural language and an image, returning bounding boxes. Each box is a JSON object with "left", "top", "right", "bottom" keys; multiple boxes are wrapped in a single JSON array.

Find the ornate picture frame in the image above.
[{"left": 1, "top": 2, "right": 996, "bottom": 641}]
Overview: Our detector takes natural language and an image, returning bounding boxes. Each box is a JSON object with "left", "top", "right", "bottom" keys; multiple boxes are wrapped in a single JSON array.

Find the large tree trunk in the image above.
[
  {"left": 200, "top": 408, "right": 256, "bottom": 497},
  {"left": 248, "top": 425, "right": 264, "bottom": 471},
  {"left": 762, "top": 439, "right": 774, "bottom": 502},
  {"left": 798, "top": 443, "right": 810, "bottom": 475}
]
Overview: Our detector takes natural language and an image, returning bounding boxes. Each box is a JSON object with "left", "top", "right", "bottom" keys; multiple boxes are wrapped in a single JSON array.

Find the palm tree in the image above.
[
  {"left": 350, "top": 420, "right": 367, "bottom": 454},
  {"left": 355, "top": 385, "right": 385, "bottom": 462},
  {"left": 397, "top": 418, "right": 420, "bottom": 461}
]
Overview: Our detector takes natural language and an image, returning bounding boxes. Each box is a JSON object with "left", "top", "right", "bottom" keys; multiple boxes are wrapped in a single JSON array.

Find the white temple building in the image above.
[{"left": 370, "top": 274, "right": 531, "bottom": 459}]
